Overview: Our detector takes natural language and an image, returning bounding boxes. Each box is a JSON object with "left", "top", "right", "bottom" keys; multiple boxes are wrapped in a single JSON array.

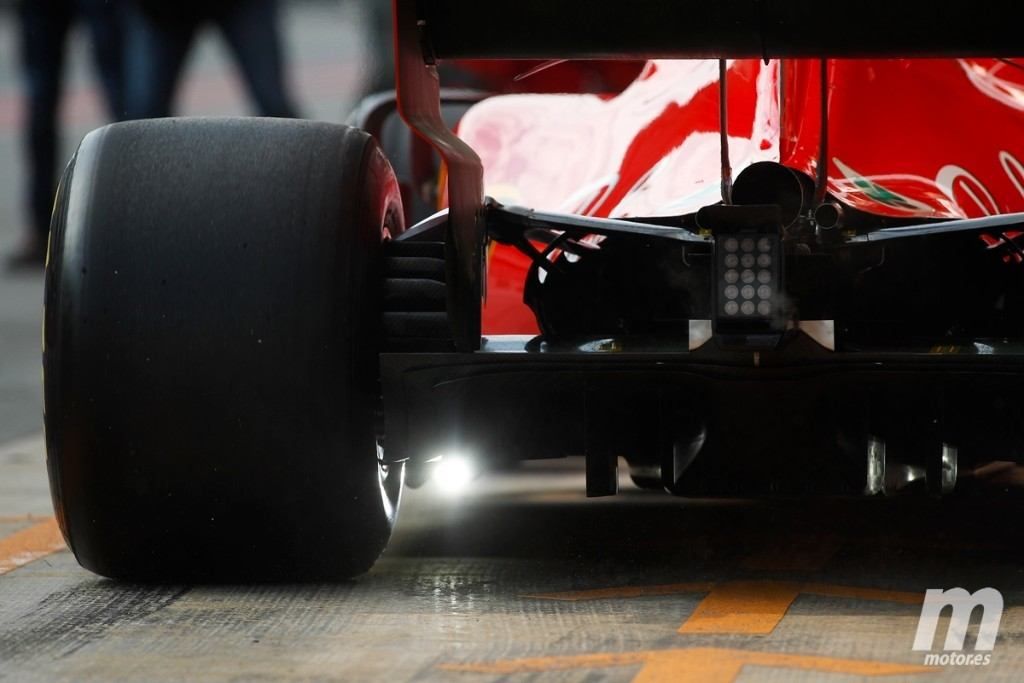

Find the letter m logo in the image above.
[{"left": 912, "top": 588, "right": 1003, "bottom": 652}]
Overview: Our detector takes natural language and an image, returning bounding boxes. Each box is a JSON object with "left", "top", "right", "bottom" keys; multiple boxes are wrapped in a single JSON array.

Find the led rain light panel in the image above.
[{"left": 718, "top": 234, "right": 779, "bottom": 320}]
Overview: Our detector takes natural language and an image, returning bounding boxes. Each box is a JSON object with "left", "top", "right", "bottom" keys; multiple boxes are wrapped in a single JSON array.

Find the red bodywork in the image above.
[{"left": 451, "top": 59, "right": 1024, "bottom": 334}]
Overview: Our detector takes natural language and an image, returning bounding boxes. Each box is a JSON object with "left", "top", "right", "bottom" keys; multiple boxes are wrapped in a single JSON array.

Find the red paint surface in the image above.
[{"left": 450, "top": 59, "right": 1024, "bottom": 334}]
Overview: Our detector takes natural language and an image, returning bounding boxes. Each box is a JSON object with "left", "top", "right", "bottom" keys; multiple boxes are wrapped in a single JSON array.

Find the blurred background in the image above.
[{"left": 0, "top": 0, "right": 385, "bottom": 443}]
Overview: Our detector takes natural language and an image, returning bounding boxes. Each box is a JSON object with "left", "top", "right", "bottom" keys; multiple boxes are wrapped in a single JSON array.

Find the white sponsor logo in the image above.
[{"left": 913, "top": 588, "right": 1003, "bottom": 666}]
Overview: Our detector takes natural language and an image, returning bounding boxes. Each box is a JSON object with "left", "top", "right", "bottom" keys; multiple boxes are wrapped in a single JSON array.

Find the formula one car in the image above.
[{"left": 44, "top": 1, "right": 1024, "bottom": 580}]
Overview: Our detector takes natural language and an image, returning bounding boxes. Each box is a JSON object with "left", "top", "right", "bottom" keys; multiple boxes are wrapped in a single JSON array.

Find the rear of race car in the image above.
[
  {"left": 381, "top": 1, "right": 1024, "bottom": 499},
  {"left": 41, "top": 0, "right": 1024, "bottom": 580}
]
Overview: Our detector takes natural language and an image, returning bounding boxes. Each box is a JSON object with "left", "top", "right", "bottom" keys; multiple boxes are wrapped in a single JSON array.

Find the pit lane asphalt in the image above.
[{"left": 3, "top": 437, "right": 1024, "bottom": 683}]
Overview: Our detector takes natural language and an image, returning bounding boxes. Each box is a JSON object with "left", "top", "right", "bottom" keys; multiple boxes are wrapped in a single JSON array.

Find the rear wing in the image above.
[{"left": 416, "top": 0, "right": 1022, "bottom": 60}]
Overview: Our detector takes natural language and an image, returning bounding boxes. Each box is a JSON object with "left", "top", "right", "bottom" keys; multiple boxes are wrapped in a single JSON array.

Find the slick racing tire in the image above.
[{"left": 44, "top": 118, "right": 405, "bottom": 581}]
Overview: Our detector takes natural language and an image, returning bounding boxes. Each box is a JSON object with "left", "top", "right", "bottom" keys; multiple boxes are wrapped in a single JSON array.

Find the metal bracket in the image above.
[{"left": 394, "top": 0, "right": 484, "bottom": 351}]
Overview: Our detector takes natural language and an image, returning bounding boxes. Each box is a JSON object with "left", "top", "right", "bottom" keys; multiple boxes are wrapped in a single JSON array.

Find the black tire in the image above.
[{"left": 44, "top": 118, "right": 405, "bottom": 581}]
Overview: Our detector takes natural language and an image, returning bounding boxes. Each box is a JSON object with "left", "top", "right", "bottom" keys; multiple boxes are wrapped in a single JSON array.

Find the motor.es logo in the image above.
[{"left": 913, "top": 588, "right": 1003, "bottom": 666}]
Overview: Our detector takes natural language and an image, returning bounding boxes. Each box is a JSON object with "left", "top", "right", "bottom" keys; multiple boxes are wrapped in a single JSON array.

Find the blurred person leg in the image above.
[
  {"left": 216, "top": 0, "right": 298, "bottom": 118},
  {"left": 122, "top": 2, "right": 197, "bottom": 119},
  {"left": 78, "top": 0, "right": 125, "bottom": 119},
  {"left": 10, "top": 0, "right": 74, "bottom": 268}
]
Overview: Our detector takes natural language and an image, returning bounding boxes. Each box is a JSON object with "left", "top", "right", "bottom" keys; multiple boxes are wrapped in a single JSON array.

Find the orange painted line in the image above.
[
  {"left": 678, "top": 581, "right": 923, "bottom": 635},
  {"left": 524, "top": 582, "right": 715, "bottom": 602},
  {"left": 0, "top": 514, "right": 45, "bottom": 524},
  {"left": 734, "top": 649, "right": 933, "bottom": 680},
  {"left": 0, "top": 517, "right": 66, "bottom": 576},
  {"left": 678, "top": 581, "right": 802, "bottom": 635},
  {"left": 440, "top": 647, "right": 934, "bottom": 683},
  {"left": 529, "top": 579, "right": 924, "bottom": 637}
]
